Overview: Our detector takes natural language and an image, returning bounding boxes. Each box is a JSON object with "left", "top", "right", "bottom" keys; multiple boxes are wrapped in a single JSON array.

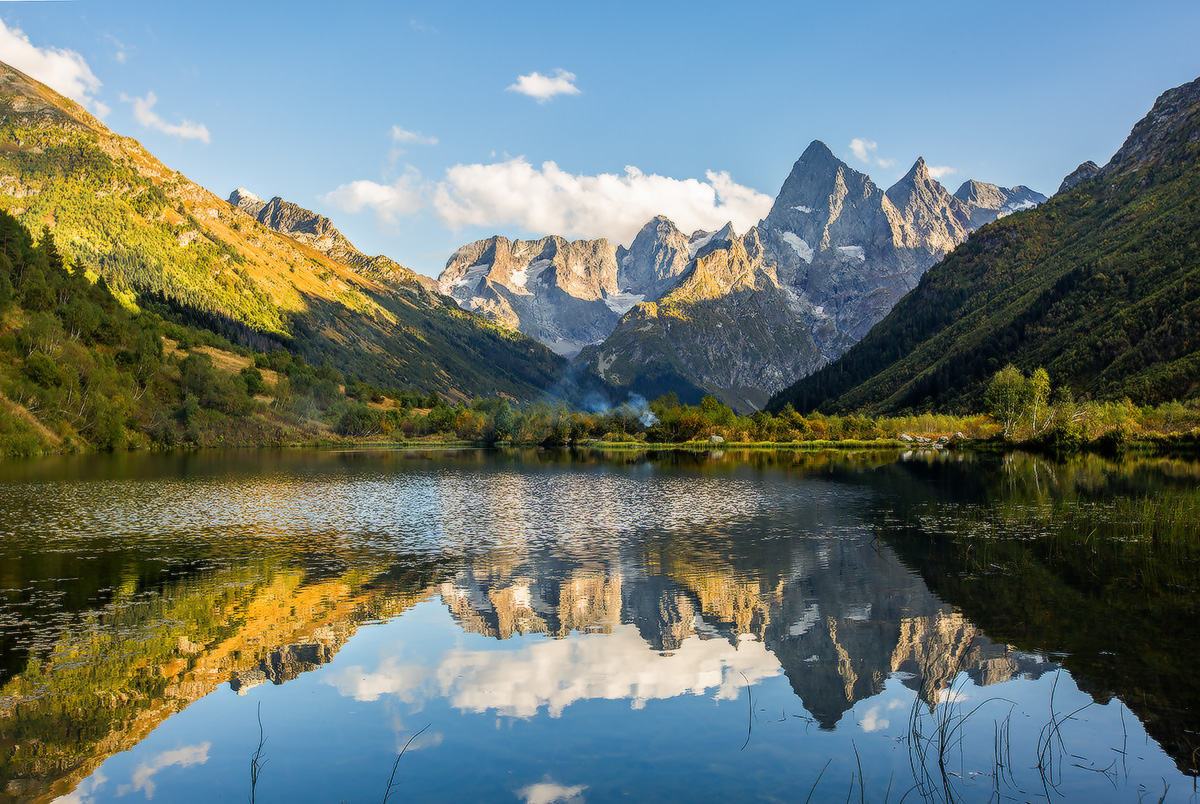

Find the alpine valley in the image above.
[{"left": 1, "top": 50, "right": 1197, "bottom": 424}]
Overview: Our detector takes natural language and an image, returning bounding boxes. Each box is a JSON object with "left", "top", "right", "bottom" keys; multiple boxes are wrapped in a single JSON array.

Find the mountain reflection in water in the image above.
[{"left": 0, "top": 449, "right": 1195, "bottom": 803}]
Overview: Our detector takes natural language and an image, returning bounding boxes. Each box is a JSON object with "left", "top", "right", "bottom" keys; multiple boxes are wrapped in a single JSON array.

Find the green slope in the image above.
[
  {"left": 0, "top": 61, "right": 564, "bottom": 400},
  {"left": 769, "top": 76, "right": 1200, "bottom": 415}
]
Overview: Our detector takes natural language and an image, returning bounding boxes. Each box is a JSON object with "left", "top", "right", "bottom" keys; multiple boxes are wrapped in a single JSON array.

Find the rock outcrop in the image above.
[
  {"left": 228, "top": 189, "right": 436, "bottom": 290},
  {"left": 1056, "top": 160, "right": 1102, "bottom": 194}
]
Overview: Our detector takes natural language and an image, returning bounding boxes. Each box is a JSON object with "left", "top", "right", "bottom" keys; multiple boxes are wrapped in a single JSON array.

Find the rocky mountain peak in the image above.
[
  {"left": 617, "top": 216, "right": 691, "bottom": 296},
  {"left": 953, "top": 179, "right": 1006, "bottom": 209},
  {"left": 1104, "top": 75, "right": 1200, "bottom": 176},
  {"left": 229, "top": 188, "right": 429, "bottom": 289},
  {"left": 886, "top": 158, "right": 971, "bottom": 258},
  {"left": 1056, "top": 161, "right": 1102, "bottom": 194},
  {"left": 228, "top": 187, "right": 265, "bottom": 217}
]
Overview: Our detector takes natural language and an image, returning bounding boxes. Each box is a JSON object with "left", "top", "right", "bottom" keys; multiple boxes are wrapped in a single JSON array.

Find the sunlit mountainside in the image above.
[{"left": 0, "top": 61, "right": 564, "bottom": 400}]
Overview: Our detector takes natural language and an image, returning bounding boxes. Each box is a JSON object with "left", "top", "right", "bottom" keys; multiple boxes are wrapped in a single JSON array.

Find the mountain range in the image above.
[
  {"left": 768, "top": 74, "right": 1200, "bottom": 414},
  {"left": 1, "top": 52, "right": 1194, "bottom": 419},
  {"left": 438, "top": 144, "right": 1045, "bottom": 410}
]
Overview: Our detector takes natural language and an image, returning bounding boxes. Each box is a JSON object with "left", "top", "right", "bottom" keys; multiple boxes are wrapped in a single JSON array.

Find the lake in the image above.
[{"left": 0, "top": 448, "right": 1197, "bottom": 803}]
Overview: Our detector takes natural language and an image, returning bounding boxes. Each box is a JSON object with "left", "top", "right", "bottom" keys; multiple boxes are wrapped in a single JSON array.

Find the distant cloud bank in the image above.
[{"left": 325, "top": 157, "right": 773, "bottom": 245}]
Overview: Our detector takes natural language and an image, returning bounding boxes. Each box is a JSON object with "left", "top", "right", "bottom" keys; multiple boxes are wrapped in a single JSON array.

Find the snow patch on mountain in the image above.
[
  {"left": 781, "top": 232, "right": 814, "bottom": 263},
  {"left": 604, "top": 291, "right": 645, "bottom": 315}
]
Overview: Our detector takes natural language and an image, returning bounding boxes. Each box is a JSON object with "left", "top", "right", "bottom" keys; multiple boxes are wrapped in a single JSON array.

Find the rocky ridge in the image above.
[
  {"left": 228, "top": 188, "right": 436, "bottom": 290},
  {"left": 439, "top": 218, "right": 699, "bottom": 357},
  {"left": 952, "top": 179, "right": 1047, "bottom": 228}
]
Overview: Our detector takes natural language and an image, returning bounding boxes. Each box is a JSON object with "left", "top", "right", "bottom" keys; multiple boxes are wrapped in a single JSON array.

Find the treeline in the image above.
[
  {"left": 356, "top": 391, "right": 986, "bottom": 446},
  {"left": 982, "top": 364, "right": 1200, "bottom": 453}
]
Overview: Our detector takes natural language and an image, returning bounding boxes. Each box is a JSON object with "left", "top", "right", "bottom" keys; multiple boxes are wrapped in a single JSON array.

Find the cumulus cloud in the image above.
[
  {"left": 323, "top": 156, "right": 772, "bottom": 245},
  {"left": 120, "top": 91, "right": 210, "bottom": 143},
  {"left": 506, "top": 69, "right": 581, "bottom": 103},
  {"left": 848, "top": 137, "right": 895, "bottom": 170},
  {"left": 431, "top": 157, "right": 772, "bottom": 244},
  {"left": 322, "top": 166, "right": 427, "bottom": 223},
  {"left": 0, "top": 19, "right": 107, "bottom": 117},
  {"left": 927, "top": 165, "right": 956, "bottom": 180}
]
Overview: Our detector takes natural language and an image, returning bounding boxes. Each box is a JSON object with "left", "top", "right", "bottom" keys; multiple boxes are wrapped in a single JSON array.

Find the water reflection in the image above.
[{"left": 0, "top": 449, "right": 1194, "bottom": 802}]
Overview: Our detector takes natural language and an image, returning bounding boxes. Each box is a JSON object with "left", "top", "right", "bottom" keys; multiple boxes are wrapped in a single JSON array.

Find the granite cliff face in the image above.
[
  {"left": 228, "top": 188, "right": 436, "bottom": 290},
  {"left": 438, "top": 219, "right": 700, "bottom": 357},
  {"left": 439, "top": 234, "right": 623, "bottom": 356}
]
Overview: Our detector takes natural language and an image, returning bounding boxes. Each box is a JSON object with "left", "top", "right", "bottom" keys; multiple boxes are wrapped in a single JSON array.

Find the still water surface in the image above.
[{"left": 0, "top": 448, "right": 1198, "bottom": 803}]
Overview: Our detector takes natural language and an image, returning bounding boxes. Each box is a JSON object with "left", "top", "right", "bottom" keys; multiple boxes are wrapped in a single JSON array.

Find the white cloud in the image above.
[
  {"left": 430, "top": 157, "right": 772, "bottom": 244},
  {"left": 849, "top": 138, "right": 877, "bottom": 162},
  {"left": 0, "top": 19, "right": 107, "bottom": 117},
  {"left": 849, "top": 138, "right": 896, "bottom": 170},
  {"left": 392, "top": 126, "right": 438, "bottom": 147},
  {"left": 120, "top": 91, "right": 210, "bottom": 143},
  {"left": 517, "top": 781, "right": 588, "bottom": 804},
  {"left": 322, "top": 166, "right": 426, "bottom": 223},
  {"left": 103, "top": 34, "right": 128, "bottom": 65},
  {"left": 927, "top": 165, "right": 956, "bottom": 180},
  {"left": 506, "top": 69, "right": 581, "bottom": 103}
]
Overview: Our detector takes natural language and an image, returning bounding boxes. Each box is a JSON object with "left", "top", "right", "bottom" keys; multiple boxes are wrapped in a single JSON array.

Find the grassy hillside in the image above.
[
  {"left": 0, "top": 61, "right": 563, "bottom": 400},
  {"left": 769, "top": 96, "right": 1200, "bottom": 415}
]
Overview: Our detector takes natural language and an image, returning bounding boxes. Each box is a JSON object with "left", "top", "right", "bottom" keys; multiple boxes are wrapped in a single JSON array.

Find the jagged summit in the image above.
[
  {"left": 229, "top": 187, "right": 264, "bottom": 216},
  {"left": 885, "top": 158, "right": 970, "bottom": 260}
]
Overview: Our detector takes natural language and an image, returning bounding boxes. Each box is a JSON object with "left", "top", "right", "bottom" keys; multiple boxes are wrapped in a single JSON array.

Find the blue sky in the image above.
[{"left": 1, "top": 0, "right": 1197, "bottom": 277}]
